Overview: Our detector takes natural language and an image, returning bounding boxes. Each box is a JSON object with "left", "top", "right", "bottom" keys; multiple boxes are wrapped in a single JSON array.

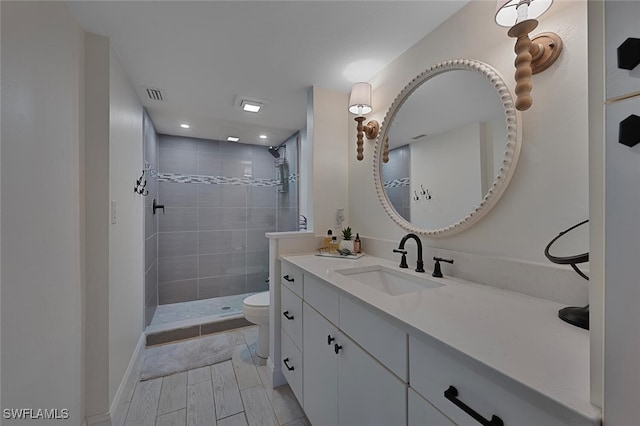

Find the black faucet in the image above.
[
  {"left": 394, "top": 233, "right": 425, "bottom": 273},
  {"left": 432, "top": 257, "right": 454, "bottom": 278}
]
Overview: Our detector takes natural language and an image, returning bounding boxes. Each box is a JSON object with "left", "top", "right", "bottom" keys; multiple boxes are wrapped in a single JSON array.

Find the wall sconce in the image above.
[
  {"left": 348, "top": 82, "right": 379, "bottom": 161},
  {"left": 495, "top": 0, "right": 563, "bottom": 111}
]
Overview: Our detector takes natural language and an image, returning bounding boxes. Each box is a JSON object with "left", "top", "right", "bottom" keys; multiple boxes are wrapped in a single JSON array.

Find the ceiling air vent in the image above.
[{"left": 144, "top": 87, "right": 165, "bottom": 101}]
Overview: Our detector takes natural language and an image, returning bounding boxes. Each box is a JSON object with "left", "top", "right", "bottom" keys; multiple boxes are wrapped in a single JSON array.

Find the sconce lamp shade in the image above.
[
  {"left": 495, "top": 0, "right": 553, "bottom": 26},
  {"left": 348, "top": 82, "right": 373, "bottom": 115}
]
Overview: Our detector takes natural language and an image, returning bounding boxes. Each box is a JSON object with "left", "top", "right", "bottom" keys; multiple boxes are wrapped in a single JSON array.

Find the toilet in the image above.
[{"left": 242, "top": 291, "right": 270, "bottom": 358}]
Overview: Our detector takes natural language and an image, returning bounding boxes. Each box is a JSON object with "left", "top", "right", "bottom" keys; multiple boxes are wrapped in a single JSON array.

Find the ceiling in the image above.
[{"left": 68, "top": 1, "right": 469, "bottom": 147}]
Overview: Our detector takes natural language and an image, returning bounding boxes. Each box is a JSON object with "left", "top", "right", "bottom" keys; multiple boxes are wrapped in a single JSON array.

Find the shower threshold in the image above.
[{"left": 145, "top": 292, "right": 257, "bottom": 345}]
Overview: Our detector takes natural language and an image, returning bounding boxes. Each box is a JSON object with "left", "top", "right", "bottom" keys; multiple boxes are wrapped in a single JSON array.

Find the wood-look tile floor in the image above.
[{"left": 113, "top": 326, "right": 310, "bottom": 426}]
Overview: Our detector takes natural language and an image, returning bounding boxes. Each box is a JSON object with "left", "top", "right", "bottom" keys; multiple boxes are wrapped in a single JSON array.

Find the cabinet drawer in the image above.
[
  {"left": 340, "top": 295, "right": 407, "bottom": 381},
  {"left": 409, "top": 335, "right": 596, "bottom": 426},
  {"left": 281, "top": 261, "right": 303, "bottom": 298},
  {"left": 281, "top": 330, "right": 303, "bottom": 404},
  {"left": 605, "top": 0, "right": 640, "bottom": 101},
  {"left": 281, "top": 285, "right": 303, "bottom": 350},
  {"left": 409, "top": 388, "right": 455, "bottom": 426},
  {"left": 304, "top": 273, "right": 339, "bottom": 325}
]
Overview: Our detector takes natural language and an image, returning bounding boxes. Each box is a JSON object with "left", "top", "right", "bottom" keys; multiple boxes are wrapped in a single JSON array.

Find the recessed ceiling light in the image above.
[
  {"left": 241, "top": 100, "right": 262, "bottom": 113},
  {"left": 180, "top": 123, "right": 190, "bottom": 129},
  {"left": 259, "top": 134, "right": 267, "bottom": 139},
  {"left": 227, "top": 136, "right": 240, "bottom": 142}
]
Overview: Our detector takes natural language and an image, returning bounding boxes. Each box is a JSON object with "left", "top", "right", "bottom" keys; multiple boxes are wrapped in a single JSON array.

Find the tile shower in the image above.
[
  {"left": 143, "top": 119, "right": 299, "bottom": 330},
  {"left": 383, "top": 145, "right": 411, "bottom": 221}
]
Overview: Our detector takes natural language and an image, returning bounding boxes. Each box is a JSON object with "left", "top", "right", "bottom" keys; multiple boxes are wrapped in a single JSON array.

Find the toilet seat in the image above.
[
  {"left": 242, "top": 291, "right": 270, "bottom": 358},
  {"left": 243, "top": 291, "right": 269, "bottom": 308}
]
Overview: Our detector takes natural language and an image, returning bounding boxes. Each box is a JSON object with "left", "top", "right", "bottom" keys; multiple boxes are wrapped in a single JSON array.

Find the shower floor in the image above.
[{"left": 145, "top": 292, "right": 259, "bottom": 342}]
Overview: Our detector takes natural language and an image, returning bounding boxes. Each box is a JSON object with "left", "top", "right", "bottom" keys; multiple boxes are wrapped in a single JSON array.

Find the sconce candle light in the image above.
[
  {"left": 495, "top": 0, "right": 563, "bottom": 111},
  {"left": 348, "top": 82, "right": 379, "bottom": 161}
]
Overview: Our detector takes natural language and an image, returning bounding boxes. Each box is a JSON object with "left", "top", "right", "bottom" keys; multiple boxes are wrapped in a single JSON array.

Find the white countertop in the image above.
[{"left": 280, "top": 253, "right": 601, "bottom": 423}]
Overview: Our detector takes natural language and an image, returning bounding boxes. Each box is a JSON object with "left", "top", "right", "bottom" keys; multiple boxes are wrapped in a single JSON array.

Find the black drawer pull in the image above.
[
  {"left": 283, "top": 311, "right": 294, "bottom": 320},
  {"left": 283, "top": 275, "right": 295, "bottom": 282},
  {"left": 334, "top": 343, "right": 343, "bottom": 354},
  {"left": 327, "top": 335, "right": 335, "bottom": 345},
  {"left": 283, "top": 358, "right": 294, "bottom": 371},
  {"left": 444, "top": 386, "right": 503, "bottom": 426}
]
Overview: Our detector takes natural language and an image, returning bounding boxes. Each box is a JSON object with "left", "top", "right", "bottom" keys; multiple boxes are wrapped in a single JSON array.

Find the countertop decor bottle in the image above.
[
  {"left": 354, "top": 233, "right": 361, "bottom": 253},
  {"left": 322, "top": 229, "right": 333, "bottom": 251},
  {"left": 329, "top": 236, "right": 339, "bottom": 253}
]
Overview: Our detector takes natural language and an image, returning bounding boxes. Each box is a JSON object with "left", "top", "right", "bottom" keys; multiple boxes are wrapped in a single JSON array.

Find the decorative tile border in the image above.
[
  {"left": 384, "top": 177, "right": 410, "bottom": 188},
  {"left": 147, "top": 169, "right": 299, "bottom": 187}
]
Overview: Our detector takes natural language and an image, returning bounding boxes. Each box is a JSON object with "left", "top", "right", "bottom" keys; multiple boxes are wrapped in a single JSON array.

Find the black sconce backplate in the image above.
[
  {"left": 619, "top": 114, "right": 640, "bottom": 148},
  {"left": 617, "top": 37, "right": 640, "bottom": 70}
]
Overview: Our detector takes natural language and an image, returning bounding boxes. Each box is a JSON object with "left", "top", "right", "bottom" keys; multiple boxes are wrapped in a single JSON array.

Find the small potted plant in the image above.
[{"left": 340, "top": 226, "right": 354, "bottom": 252}]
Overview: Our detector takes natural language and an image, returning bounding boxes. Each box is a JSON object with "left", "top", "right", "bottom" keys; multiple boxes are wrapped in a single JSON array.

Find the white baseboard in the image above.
[
  {"left": 109, "top": 333, "right": 145, "bottom": 419},
  {"left": 85, "top": 412, "right": 110, "bottom": 426},
  {"left": 268, "top": 357, "right": 286, "bottom": 388}
]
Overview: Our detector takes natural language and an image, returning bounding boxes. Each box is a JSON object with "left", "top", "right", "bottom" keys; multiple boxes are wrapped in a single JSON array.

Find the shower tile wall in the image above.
[
  {"left": 383, "top": 145, "right": 411, "bottom": 221},
  {"left": 143, "top": 110, "right": 159, "bottom": 326},
  {"left": 276, "top": 134, "right": 299, "bottom": 231},
  {"left": 156, "top": 134, "right": 298, "bottom": 305}
]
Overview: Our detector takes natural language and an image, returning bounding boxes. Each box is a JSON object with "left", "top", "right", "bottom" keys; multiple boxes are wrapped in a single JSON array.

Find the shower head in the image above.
[{"left": 268, "top": 146, "right": 280, "bottom": 158}]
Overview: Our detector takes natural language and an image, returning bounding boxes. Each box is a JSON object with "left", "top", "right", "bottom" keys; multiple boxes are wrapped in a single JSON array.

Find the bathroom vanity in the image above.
[{"left": 277, "top": 253, "right": 601, "bottom": 426}]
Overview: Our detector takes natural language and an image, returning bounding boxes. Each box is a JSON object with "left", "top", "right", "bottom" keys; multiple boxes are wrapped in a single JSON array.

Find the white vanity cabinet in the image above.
[
  {"left": 279, "top": 263, "right": 304, "bottom": 403},
  {"left": 303, "top": 297, "right": 407, "bottom": 426},
  {"left": 278, "top": 260, "right": 407, "bottom": 426},
  {"left": 408, "top": 389, "right": 455, "bottom": 426},
  {"left": 409, "top": 334, "right": 595, "bottom": 426},
  {"left": 278, "top": 255, "right": 600, "bottom": 426},
  {"left": 302, "top": 302, "right": 338, "bottom": 426}
]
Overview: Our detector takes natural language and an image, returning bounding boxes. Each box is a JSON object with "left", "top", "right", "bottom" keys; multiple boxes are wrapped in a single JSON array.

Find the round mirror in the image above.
[{"left": 373, "top": 59, "right": 521, "bottom": 237}]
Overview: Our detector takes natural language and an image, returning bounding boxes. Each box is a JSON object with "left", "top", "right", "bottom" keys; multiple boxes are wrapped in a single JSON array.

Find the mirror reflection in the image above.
[{"left": 381, "top": 69, "right": 507, "bottom": 231}]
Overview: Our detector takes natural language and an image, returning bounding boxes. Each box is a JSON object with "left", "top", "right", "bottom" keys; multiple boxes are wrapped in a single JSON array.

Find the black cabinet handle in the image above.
[
  {"left": 334, "top": 343, "right": 343, "bottom": 354},
  {"left": 283, "top": 358, "right": 294, "bottom": 371},
  {"left": 444, "top": 386, "right": 503, "bottom": 426},
  {"left": 619, "top": 114, "right": 640, "bottom": 147},
  {"left": 283, "top": 311, "right": 294, "bottom": 320},
  {"left": 283, "top": 275, "right": 295, "bottom": 282},
  {"left": 617, "top": 38, "right": 640, "bottom": 70},
  {"left": 327, "top": 335, "right": 335, "bottom": 345}
]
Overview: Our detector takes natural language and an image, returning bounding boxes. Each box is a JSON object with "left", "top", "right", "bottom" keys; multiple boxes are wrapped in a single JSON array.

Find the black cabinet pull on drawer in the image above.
[
  {"left": 327, "top": 335, "right": 335, "bottom": 345},
  {"left": 334, "top": 343, "right": 343, "bottom": 354},
  {"left": 444, "top": 386, "right": 503, "bottom": 426},
  {"left": 283, "top": 275, "right": 295, "bottom": 282},
  {"left": 283, "top": 358, "right": 295, "bottom": 371},
  {"left": 283, "top": 311, "right": 294, "bottom": 320}
]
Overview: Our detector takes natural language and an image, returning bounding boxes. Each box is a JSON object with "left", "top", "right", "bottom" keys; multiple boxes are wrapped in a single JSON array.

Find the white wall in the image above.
[
  {"left": 84, "top": 32, "right": 145, "bottom": 421},
  {"left": 84, "top": 32, "right": 111, "bottom": 421},
  {"left": 1, "top": 1, "right": 85, "bottom": 423},
  {"left": 311, "top": 87, "right": 349, "bottom": 236},
  {"left": 108, "top": 45, "right": 145, "bottom": 404},
  {"left": 349, "top": 0, "right": 589, "bottom": 264},
  {"left": 410, "top": 122, "right": 483, "bottom": 230}
]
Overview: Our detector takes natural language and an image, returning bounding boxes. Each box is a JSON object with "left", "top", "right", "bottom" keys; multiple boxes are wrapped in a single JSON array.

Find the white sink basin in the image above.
[{"left": 334, "top": 265, "right": 444, "bottom": 296}]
